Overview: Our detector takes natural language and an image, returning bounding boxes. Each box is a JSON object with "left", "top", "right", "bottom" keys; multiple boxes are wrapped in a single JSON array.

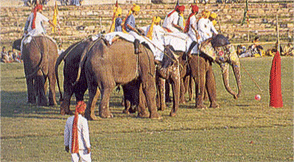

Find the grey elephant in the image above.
[
  {"left": 13, "top": 36, "right": 58, "bottom": 106},
  {"left": 76, "top": 37, "right": 161, "bottom": 120},
  {"left": 186, "top": 34, "right": 241, "bottom": 109},
  {"left": 55, "top": 38, "right": 93, "bottom": 115}
]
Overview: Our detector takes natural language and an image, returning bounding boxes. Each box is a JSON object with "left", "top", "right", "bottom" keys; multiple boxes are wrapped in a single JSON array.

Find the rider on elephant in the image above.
[
  {"left": 209, "top": 12, "right": 218, "bottom": 26},
  {"left": 197, "top": 10, "right": 218, "bottom": 45},
  {"left": 184, "top": 4, "right": 201, "bottom": 56},
  {"left": 162, "top": 5, "right": 185, "bottom": 33},
  {"left": 24, "top": 4, "right": 55, "bottom": 37},
  {"left": 123, "top": 3, "right": 144, "bottom": 54},
  {"left": 22, "top": 4, "right": 55, "bottom": 54},
  {"left": 145, "top": 16, "right": 166, "bottom": 62}
]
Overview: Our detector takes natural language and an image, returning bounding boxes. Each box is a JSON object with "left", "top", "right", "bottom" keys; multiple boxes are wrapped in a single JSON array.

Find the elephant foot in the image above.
[
  {"left": 170, "top": 111, "right": 177, "bottom": 117},
  {"left": 38, "top": 102, "right": 47, "bottom": 106},
  {"left": 49, "top": 102, "right": 57, "bottom": 106},
  {"left": 60, "top": 109, "right": 66, "bottom": 115},
  {"left": 122, "top": 109, "right": 130, "bottom": 114},
  {"left": 100, "top": 112, "right": 114, "bottom": 118},
  {"left": 150, "top": 112, "right": 162, "bottom": 119},
  {"left": 179, "top": 99, "right": 186, "bottom": 104},
  {"left": 85, "top": 113, "right": 99, "bottom": 120},
  {"left": 137, "top": 111, "right": 149, "bottom": 118},
  {"left": 158, "top": 105, "right": 166, "bottom": 111},
  {"left": 210, "top": 103, "right": 220, "bottom": 109},
  {"left": 196, "top": 105, "right": 207, "bottom": 109}
]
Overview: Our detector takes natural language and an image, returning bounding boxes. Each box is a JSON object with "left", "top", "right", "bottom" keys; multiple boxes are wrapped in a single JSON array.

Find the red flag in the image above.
[{"left": 269, "top": 51, "right": 283, "bottom": 108}]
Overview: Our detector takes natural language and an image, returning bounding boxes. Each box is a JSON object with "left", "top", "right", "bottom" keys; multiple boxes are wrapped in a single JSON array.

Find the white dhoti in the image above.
[{"left": 71, "top": 150, "right": 91, "bottom": 162}]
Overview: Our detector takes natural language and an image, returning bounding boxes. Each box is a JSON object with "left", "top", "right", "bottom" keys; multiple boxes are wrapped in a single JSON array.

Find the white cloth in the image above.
[
  {"left": 162, "top": 11, "right": 180, "bottom": 33},
  {"left": 187, "top": 15, "right": 199, "bottom": 42},
  {"left": 104, "top": 32, "right": 162, "bottom": 61},
  {"left": 197, "top": 18, "right": 218, "bottom": 44},
  {"left": 26, "top": 12, "right": 49, "bottom": 36},
  {"left": 141, "top": 25, "right": 166, "bottom": 61},
  {"left": 64, "top": 114, "right": 91, "bottom": 162},
  {"left": 71, "top": 150, "right": 91, "bottom": 162}
]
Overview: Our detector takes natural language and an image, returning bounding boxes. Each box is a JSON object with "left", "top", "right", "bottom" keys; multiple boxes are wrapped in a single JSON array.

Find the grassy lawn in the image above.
[{"left": 1, "top": 56, "right": 293, "bottom": 161}]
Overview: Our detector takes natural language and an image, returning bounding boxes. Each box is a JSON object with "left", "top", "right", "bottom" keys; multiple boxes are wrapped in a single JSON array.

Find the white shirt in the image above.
[
  {"left": 64, "top": 114, "right": 91, "bottom": 153},
  {"left": 187, "top": 15, "right": 199, "bottom": 42},
  {"left": 162, "top": 10, "right": 180, "bottom": 33},
  {"left": 197, "top": 17, "right": 218, "bottom": 43},
  {"left": 27, "top": 12, "right": 49, "bottom": 36}
]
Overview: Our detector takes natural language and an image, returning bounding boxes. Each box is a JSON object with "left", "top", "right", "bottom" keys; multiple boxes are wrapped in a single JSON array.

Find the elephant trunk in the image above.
[{"left": 221, "top": 45, "right": 241, "bottom": 99}]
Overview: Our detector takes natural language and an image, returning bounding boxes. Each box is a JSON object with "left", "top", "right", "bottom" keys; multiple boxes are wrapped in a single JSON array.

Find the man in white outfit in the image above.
[
  {"left": 64, "top": 101, "right": 91, "bottom": 162},
  {"left": 197, "top": 10, "right": 218, "bottom": 44},
  {"left": 184, "top": 4, "right": 200, "bottom": 55},
  {"left": 145, "top": 16, "right": 165, "bottom": 61},
  {"left": 24, "top": 4, "right": 55, "bottom": 36},
  {"left": 162, "top": 5, "right": 185, "bottom": 33}
]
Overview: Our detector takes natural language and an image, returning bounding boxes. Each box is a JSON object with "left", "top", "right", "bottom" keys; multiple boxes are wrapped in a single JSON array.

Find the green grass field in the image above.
[{"left": 1, "top": 57, "right": 293, "bottom": 161}]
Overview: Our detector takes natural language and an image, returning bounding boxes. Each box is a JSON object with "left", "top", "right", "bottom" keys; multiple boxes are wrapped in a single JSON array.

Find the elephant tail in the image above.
[
  {"left": 73, "top": 37, "right": 102, "bottom": 86},
  {"left": 55, "top": 52, "right": 66, "bottom": 101},
  {"left": 55, "top": 40, "right": 87, "bottom": 101}
]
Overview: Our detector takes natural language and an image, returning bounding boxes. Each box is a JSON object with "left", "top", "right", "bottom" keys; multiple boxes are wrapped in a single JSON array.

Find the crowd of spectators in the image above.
[{"left": 1, "top": 46, "right": 22, "bottom": 63}]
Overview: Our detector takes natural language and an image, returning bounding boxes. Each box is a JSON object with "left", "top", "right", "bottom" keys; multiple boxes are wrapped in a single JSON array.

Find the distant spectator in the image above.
[
  {"left": 58, "top": 44, "right": 64, "bottom": 55},
  {"left": 1, "top": 46, "right": 9, "bottom": 63},
  {"left": 71, "top": 0, "right": 83, "bottom": 6},
  {"left": 281, "top": 42, "right": 293, "bottom": 56}
]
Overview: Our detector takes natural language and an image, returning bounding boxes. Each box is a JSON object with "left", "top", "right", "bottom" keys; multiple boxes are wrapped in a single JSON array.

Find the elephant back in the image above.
[{"left": 211, "top": 34, "right": 230, "bottom": 48}]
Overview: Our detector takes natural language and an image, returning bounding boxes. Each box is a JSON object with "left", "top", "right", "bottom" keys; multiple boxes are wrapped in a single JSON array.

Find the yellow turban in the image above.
[
  {"left": 210, "top": 12, "right": 217, "bottom": 19},
  {"left": 132, "top": 4, "right": 140, "bottom": 12},
  {"left": 154, "top": 16, "right": 161, "bottom": 23}
]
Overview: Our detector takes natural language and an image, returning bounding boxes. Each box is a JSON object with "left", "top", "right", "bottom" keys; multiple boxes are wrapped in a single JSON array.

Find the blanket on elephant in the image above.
[{"left": 102, "top": 32, "right": 164, "bottom": 61}]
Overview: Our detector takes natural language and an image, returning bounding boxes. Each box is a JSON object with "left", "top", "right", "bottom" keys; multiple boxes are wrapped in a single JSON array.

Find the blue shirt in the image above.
[
  {"left": 115, "top": 17, "right": 123, "bottom": 32},
  {"left": 124, "top": 14, "right": 135, "bottom": 32}
]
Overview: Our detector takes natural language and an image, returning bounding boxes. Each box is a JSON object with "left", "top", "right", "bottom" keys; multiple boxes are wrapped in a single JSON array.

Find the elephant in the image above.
[
  {"left": 155, "top": 45, "right": 180, "bottom": 117},
  {"left": 77, "top": 37, "right": 161, "bottom": 120},
  {"left": 13, "top": 35, "right": 58, "bottom": 106},
  {"left": 187, "top": 34, "right": 241, "bottom": 109},
  {"left": 55, "top": 38, "right": 93, "bottom": 115}
]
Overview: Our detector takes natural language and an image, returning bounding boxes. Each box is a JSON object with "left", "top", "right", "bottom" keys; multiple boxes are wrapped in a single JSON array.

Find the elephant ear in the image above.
[{"left": 211, "top": 34, "right": 230, "bottom": 48}]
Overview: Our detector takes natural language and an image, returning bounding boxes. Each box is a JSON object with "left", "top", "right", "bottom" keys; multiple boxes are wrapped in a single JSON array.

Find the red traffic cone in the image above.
[{"left": 269, "top": 51, "right": 283, "bottom": 108}]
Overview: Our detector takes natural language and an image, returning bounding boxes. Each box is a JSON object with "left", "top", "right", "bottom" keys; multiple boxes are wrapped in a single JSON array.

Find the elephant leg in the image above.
[
  {"left": 165, "top": 81, "right": 172, "bottom": 102},
  {"left": 99, "top": 85, "right": 114, "bottom": 118},
  {"left": 188, "top": 77, "right": 194, "bottom": 101},
  {"left": 60, "top": 82, "right": 74, "bottom": 115},
  {"left": 206, "top": 66, "right": 219, "bottom": 108},
  {"left": 194, "top": 74, "right": 206, "bottom": 109},
  {"left": 141, "top": 75, "right": 161, "bottom": 119},
  {"left": 86, "top": 83, "right": 100, "bottom": 120},
  {"left": 137, "top": 83, "right": 149, "bottom": 118},
  {"left": 26, "top": 77, "right": 36, "bottom": 104},
  {"left": 48, "top": 71, "right": 57, "bottom": 106},
  {"left": 122, "top": 85, "right": 132, "bottom": 114},
  {"left": 36, "top": 75, "right": 47, "bottom": 106},
  {"left": 179, "top": 77, "right": 186, "bottom": 104},
  {"left": 170, "top": 68, "right": 180, "bottom": 117},
  {"left": 157, "top": 78, "right": 166, "bottom": 111}
]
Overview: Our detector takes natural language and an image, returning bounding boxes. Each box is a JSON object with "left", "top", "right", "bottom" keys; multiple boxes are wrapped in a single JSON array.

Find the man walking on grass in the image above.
[{"left": 64, "top": 101, "right": 91, "bottom": 162}]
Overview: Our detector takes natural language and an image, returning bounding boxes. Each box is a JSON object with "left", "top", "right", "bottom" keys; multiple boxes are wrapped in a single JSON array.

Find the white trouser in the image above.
[{"left": 71, "top": 150, "right": 91, "bottom": 162}]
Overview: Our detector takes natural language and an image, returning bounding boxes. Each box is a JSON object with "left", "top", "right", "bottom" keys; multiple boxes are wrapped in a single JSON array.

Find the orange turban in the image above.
[
  {"left": 71, "top": 101, "right": 86, "bottom": 153},
  {"left": 191, "top": 4, "right": 198, "bottom": 13},
  {"left": 177, "top": 5, "right": 185, "bottom": 12},
  {"left": 32, "top": 4, "right": 43, "bottom": 29}
]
